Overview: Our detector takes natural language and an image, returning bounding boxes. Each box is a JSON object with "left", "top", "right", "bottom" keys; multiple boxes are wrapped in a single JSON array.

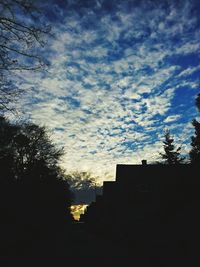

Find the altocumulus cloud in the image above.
[{"left": 10, "top": 0, "right": 200, "bottom": 182}]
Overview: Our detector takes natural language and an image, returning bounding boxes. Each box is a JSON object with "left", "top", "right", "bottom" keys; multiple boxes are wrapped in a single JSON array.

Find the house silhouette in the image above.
[{"left": 81, "top": 160, "right": 200, "bottom": 243}]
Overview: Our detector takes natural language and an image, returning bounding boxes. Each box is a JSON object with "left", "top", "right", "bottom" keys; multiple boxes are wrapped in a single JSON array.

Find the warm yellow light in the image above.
[{"left": 70, "top": 204, "right": 88, "bottom": 221}]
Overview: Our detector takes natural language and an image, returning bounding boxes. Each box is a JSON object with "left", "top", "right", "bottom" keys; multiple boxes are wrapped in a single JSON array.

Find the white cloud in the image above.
[
  {"left": 9, "top": 0, "right": 200, "bottom": 183},
  {"left": 164, "top": 115, "right": 181, "bottom": 123},
  {"left": 177, "top": 66, "right": 200, "bottom": 78}
]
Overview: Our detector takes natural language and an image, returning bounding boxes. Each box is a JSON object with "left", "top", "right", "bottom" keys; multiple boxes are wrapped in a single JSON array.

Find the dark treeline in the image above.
[{"left": 0, "top": 117, "right": 74, "bottom": 264}]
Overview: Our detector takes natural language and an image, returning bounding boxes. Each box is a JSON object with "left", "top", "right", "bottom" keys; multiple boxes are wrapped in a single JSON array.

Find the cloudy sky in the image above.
[{"left": 12, "top": 0, "right": 200, "bottom": 182}]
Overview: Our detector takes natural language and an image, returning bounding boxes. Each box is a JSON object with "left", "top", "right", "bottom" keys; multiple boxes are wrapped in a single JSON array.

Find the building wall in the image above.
[{"left": 82, "top": 163, "right": 200, "bottom": 240}]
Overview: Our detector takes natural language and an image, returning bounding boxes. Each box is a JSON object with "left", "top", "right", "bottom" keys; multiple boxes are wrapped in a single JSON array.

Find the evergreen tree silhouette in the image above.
[
  {"left": 195, "top": 93, "right": 200, "bottom": 111},
  {"left": 160, "top": 129, "right": 184, "bottom": 164},
  {"left": 190, "top": 93, "right": 200, "bottom": 164}
]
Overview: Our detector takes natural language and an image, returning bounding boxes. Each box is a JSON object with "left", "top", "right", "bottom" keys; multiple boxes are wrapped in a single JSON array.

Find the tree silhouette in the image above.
[
  {"left": 66, "top": 171, "right": 102, "bottom": 204},
  {"left": 0, "top": 117, "right": 63, "bottom": 178},
  {"left": 0, "top": 116, "right": 74, "bottom": 256},
  {"left": 160, "top": 129, "right": 184, "bottom": 164},
  {"left": 195, "top": 93, "right": 200, "bottom": 111},
  {"left": 0, "top": 0, "right": 50, "bottom": 111},
  {"left": 190, "top": 120, "right": 200, "bottom": 164},
  {"left": 189, "top": 93, "right": 200, "bottom": 164}
]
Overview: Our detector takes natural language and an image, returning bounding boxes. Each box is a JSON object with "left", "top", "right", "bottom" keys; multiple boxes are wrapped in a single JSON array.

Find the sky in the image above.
[{"left": 10, "top": 0, "right": 200, "bottom": 183}]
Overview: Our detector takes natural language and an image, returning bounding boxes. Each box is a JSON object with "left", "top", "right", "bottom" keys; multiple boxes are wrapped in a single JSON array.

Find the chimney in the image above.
[{"left": 142, "top": 160, "right": 147, "bottom": 165}]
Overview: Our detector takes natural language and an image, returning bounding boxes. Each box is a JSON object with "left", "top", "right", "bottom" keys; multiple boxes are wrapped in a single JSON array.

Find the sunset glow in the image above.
[{"left": 70, "top": 205, "right": 88, "bottom": 221}]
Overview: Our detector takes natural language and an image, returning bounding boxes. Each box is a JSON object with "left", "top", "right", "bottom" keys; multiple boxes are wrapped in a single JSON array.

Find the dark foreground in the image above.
[{"left": 1, "top": 222, "right": 199, "bottom": 267}]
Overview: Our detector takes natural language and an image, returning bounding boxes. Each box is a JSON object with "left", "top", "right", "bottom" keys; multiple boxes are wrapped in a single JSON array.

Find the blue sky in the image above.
[{"left": 11, "top": 0, "right": 200, "bottom": 182}]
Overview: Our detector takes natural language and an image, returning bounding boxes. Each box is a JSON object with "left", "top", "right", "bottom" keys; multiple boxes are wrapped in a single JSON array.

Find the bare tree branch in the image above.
[{"left": 0, "top": 0, "right": 50, "bottom": 112}]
